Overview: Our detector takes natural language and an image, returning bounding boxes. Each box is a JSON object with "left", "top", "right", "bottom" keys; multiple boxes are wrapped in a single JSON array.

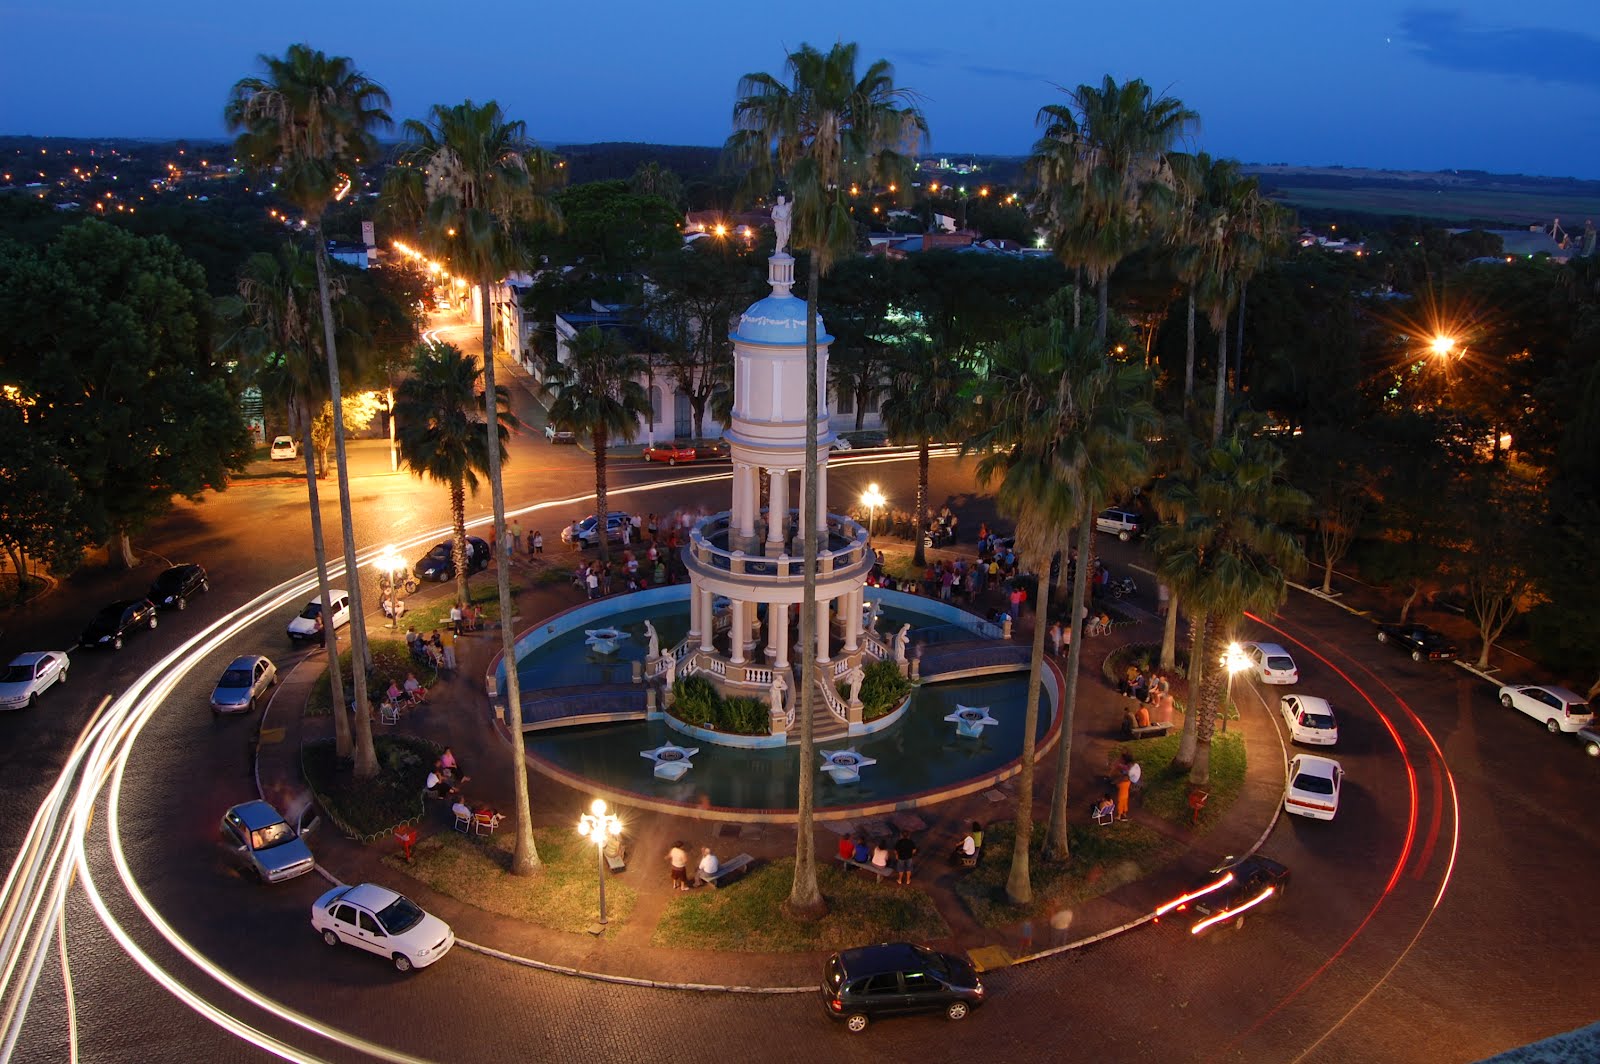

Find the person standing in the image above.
[
  {"left": 532, "top": 530, "right": 543, "bottom": 555},
  {"left": 441, "top": 628, "right": 457, "bottom": 672},
  {"left": 449, "top": 601, "right": 463, "bottom": 636},
  {"left": 585, "top": 567, "right": 600, "bottom": 600},
  {"left": 1048, "top": 621, "right": 1063, "bottom": 657},
  {"left": 667, "top": 841, "right": 690, "bottom": 891},
  {"left": 509, "top": 519, "right": 523, "bottom": 555},
  {"left": 893, "top": 829, "right": 918, "bottom": 886}
]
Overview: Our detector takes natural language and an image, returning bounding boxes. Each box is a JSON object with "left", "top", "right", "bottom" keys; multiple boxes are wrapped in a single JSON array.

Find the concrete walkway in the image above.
[{"left": 256, "top": 545, "right": 1285, "bottom": 990}]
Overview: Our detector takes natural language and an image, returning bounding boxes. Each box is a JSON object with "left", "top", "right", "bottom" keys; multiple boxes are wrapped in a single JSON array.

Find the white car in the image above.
[
  {"left": 1497, "top": 684, "right": 1593, "bottom": 734},
  {"left": 269, "top": 435, "right": 299, "bottom": 461},
  {"left": 311, "top": 883, "right": 454, "bottom": 972},
  {"left": 831, "top": 435, "right": 852, "bottom": 452},
  {"left": 1241, "top": 641, "right": 1299, "bottom": 685},
  {"left": 1280, "top": 694, "right": 1338, "bottom": 746},
  {"left": 287, "top": 591, "right": 350, "bottom": 642},
  {"left": 1095, "top": 507, "right": 1142, "bottom": 542},
  {"left": 0, "top": 651, "right": 70, "bottom": 710},
  {"left": 1284, "top": 754, "right": 1342, "bottom": 821},
  {"left": 544, "top": 423, "right": 576, "bottom": 444}
]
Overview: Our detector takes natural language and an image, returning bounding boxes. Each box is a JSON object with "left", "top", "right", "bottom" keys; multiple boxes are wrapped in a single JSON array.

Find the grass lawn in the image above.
[
  {"left": 954, "top": 729, "right": 1246, "bottom": 928},
  {"left": 403, "top": 578, "right": 524, "bottom": 634},
  {"left": 384, "top": 827, "right": 636, "bottom": 932},
  {"left": 653, "top": 858, "right": 948, "bottom": 952},
  {"left": 305, "top": 638, "right": 434, "bottom": 717},
  {"left": 303, "top": 734, "right": 437, "bottom": 840}
]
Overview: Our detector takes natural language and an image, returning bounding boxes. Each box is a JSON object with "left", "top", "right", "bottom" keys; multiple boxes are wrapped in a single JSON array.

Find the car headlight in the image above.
[{"left": 99, "top": 636, "right": 111, "bottom": 643}]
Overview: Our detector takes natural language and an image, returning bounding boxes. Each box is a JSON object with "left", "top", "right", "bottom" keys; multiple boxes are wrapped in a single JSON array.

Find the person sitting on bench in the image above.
[
  {"left": 952, "top": 828, "right": 978, "bottom": 864},
  {"left": 851, "top": 836, "right": 871, "bottom": 864},
  {"left": 870, "top": 840, "right": 891, "bottom": 870},
  {"left": 1133, "top": 701, "right": 1152, "bottom": 729},
  {"left": 837, "top": 834, "right": 855, "bottom": 861},
  {"left": 696, "top": 847, "right": 719, "bottom": 885}
]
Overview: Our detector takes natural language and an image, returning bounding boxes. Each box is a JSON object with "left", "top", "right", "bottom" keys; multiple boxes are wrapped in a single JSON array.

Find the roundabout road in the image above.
[{"left": 3, "top": 414, "right": 1596, "bottom": 1060}]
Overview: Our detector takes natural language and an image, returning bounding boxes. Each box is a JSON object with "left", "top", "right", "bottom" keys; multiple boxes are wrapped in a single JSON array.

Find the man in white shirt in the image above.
[{"left": 697, "top": 846, "right": 720, "bottom": 884}]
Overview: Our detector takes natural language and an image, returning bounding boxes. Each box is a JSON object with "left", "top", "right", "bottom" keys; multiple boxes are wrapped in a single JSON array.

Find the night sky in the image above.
[{"left": 5, "top": 0, "right": 1597, "bottom": 177}]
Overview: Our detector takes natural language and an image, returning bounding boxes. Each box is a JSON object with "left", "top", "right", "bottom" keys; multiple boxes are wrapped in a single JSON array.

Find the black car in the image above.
[
  {"left": 80, "top": 599, "right": 159, "bottom": 651},
  {"left": 1156, "top": 853, "right": 1290, "bottom": 937},
  {"left": 413, "top": 537, "right": 490, "bottom": 582},
  {"left": 1376, "top": 622, "right": 1458, "bottom": 662},
  {"left": 821, "top": 942, "right": 984, "bottom": 1033},
  {"left": 147, "top": 563, "right": 209, "bottom": 611}
]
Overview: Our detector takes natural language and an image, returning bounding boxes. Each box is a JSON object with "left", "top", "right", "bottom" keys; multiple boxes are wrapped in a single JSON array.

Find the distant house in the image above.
[{"left": 326, "top": 241, "right": 369, "bottom": 269}]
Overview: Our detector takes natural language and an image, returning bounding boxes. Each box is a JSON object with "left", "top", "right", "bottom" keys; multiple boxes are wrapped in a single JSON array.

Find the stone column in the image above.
[
  {"left": 815, "top": 462, "right": 828, "bottom": 538},
  {"left": 816, "top": 598, "right": 831, "bottom": 663},
  {"left": 771, "top": 600, "right": 790, "bottom": 669},
  {"left": 766, "top": 468, "right": 788, "bottom": 554},
  {"left": 729, "top": 599, "right": 746, "bottom": 664},
  {"left": 686, "top": 574, "right": 701, "bottom": 643},
  {"left": 844, "top": 588, "right": 860, "bottom": 653},
  {"left": 734, "top": 463, "right": 754, "bottom": 539},
  {"left": 699, "top": 589, "right": 714, "bottom": 653}
]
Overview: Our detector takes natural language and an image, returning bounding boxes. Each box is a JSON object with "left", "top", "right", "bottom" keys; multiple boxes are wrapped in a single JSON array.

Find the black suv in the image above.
[
  {"left": 821, "top": 942, "right": 984, "bottom": 1033},
  {"left": 80, "top": 599, "right": 159, "bottom": 651},
  {"left": 147, "top": 563, "right": 209, "bottom": 611},
  {"left": 414, "top": 537, "right": 491, "bottom": 582}
]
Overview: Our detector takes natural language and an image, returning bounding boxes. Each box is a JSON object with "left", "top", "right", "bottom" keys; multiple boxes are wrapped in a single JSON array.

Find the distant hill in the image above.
[{"left": 1244, "top": 164, "right": 1600, "bottom": 228}]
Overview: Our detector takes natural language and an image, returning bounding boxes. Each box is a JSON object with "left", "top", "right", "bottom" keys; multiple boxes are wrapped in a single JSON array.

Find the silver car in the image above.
[
  {"left": 210, "top": 654, "right": 277, "bottom": 715},
  {"left": 221, "top": 800, "right": 315, "bottom": 883}
]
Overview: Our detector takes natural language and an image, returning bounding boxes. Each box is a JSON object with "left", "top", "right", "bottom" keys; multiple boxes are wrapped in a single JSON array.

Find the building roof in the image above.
[{"left": 731, "top": 293, "right": 831, "bottom": 346}]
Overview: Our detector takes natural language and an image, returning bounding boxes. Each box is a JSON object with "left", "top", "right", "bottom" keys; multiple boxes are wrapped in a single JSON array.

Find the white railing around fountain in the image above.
[
  {"left": 862, "top": 634, "right": 888, "bottom": 661},
  {"left": 815, "top": 674, "right": 850, "bottom": 724},
  {"left": 685, "top": 509, "right": 873, "bottom": 583}
]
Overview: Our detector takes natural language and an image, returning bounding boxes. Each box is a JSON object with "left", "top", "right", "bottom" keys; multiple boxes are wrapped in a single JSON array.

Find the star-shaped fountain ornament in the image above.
[
  {"left": 819, "top": 747, "right": 878, "bottom": 785},
  {"left": 640, "top": 742, "right": 699, "bottom": 781},
  {"left": 583, "top": 627, "right": 628, "bottom": 655},
  {"left": 944, "top": 704, "right": 999, "bottom": 739}
]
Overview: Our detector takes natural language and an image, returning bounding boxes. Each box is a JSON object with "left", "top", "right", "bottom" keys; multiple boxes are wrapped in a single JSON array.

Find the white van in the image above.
[{"left": 1095, "top": 508, "right": 1142, "bottom": 541}]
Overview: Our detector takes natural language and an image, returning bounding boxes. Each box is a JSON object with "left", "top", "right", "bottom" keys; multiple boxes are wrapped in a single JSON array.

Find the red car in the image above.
[{"left": 642, "top": 441, "right": 697, "bottom": 465}]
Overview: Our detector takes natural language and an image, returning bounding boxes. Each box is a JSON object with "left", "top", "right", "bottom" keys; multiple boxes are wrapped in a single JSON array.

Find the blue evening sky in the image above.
[{"left": 4, "top": 0, "right": 1597, "bottom": 177}]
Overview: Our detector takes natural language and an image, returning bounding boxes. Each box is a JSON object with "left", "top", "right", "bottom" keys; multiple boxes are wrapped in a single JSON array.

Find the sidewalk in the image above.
[{"left": 255, "top": 547, "right": 1285, "bottom": 990}]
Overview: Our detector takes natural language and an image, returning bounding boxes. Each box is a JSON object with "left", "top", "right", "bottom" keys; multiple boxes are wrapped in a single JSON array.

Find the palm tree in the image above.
[
  {"left": 1030, "top": 76, "right": 1196, "bottom": 341},
  {"left": 971, "top": 316, "right": 1154, "bottom": 892},
  {"left": 880, "top": 340, "right": 975, "bottom": 568},
  {"left": 228, "top": 44, "right": 391, "bottom": 779},
  {"left": 219, "top": 243, "right": 355, "bottom": 760},
  {"left": 541, "top": 326, "right": 650, "bottom": 566},
  {"left": 1185, "top": 157, "right": 1265, "bottom": 443},
  {"left": 394, "top": 340, "right": 510, "bottom": 606},
  {"left": 384, "top": 98, "right": 563, "bottom": 875},
  {"left": 1149, "top": 430, "right": 1308, "bottom": 784},
  {"left": 727, "top": 41, "right": 927, "bottom": 919}
]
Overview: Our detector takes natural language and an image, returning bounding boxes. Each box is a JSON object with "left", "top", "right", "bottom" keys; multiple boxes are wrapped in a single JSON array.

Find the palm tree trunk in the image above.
[
  {"left": 1234, "top": 279, "right": 1248, "bottom": 393},
  {"left": 1005, "top": 569, "right": 1050, "bottom": 904},
  {"left": 1159, "top": 590, "right": 1180, "bottom": 673},
  {"left": 911, "top": 441, "right": 930, "bottom": 568},
  {"left": 1096, "top": 275, "right": 1110, "bottom": 343},
  {"left": 1190, "top": 614, "right": 1230, "bottom": 787},
  {"left": 302, "top": 408, "right": 350, "bottom": 760},
  {"left": 1073, "top": 267, "right": 1083, "bottom": 330},
  {"left": 312, "top": 232, "right": 377, "bottom": 780},
  {"left": 451, "top": 480, "right": 470, "bottom": 608},
  {"left": 479, "top": 275, "right": 541, "bottom": 875},
  {"left": 1045, "top": 510, "right": 1095, "bottom": 860},
  {"left": 1183, "top": 291, "right": 1196, "bottom": 402},
  {"left": 1211, "top": 326, "right": 1229, "bottom": 445},
  {"left": 593, "top": 435, "right": 611, "bottom": 566},
  {"left": 788, "top": 253, "right": 825, "bottom": 919},
  {"left": 1173, "top": 609, "right": 1207, "bottom": 770}
]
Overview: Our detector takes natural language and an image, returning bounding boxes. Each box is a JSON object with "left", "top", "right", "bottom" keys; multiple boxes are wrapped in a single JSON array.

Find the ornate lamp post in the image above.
[
  {"left": 576, "top": 798, "right": 623, "bottom": 925},
  {"left": 375, "top": 546, "right": 407, "bottom": 629},
  {"left": 861, "top": 483, "right": 886, "bottom": 537}
]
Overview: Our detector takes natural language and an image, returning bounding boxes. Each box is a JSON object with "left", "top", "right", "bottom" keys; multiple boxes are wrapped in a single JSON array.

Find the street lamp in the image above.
[
  {"left": 860, "top": 483, "right": 887, "bottom": 537},
  {"left": 1429, "top": 334, "right": 1456, "bottom": 359},
  {"left": 1222, "top": 641, "right": 1251, "bottom": 734},
  {"left": 375, "top": 546, "right": 407, "bottom": 629},
  {"left": 576, "top": 798, "right": 622, "bottom": 926}
]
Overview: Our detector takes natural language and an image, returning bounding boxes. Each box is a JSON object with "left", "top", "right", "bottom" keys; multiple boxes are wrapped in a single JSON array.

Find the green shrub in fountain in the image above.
[
  {"left": 670, "top": 676, "right": 771, "bottom": 735},
  {"left": 841, "top": 659, "right": 912, "bottom": 721}
]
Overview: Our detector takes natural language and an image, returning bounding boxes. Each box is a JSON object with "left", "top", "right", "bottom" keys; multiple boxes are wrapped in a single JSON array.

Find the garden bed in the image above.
[
  {"left": 305, "top": 638, "right": 435, "bottom": 717},
  {"left": 302, "top": 734, "right": 439, "bottom": 841}
]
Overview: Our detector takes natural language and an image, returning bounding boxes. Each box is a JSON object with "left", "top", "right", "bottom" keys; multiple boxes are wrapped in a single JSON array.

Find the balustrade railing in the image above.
[{"left": 686, "top": 509, "right": 873, "bottom": 582}]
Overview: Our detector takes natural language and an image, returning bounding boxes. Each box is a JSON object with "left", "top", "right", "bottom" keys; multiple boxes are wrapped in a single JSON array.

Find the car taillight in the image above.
[{"left": 828, "top": 998, "right": 842, "bottom": 1012}]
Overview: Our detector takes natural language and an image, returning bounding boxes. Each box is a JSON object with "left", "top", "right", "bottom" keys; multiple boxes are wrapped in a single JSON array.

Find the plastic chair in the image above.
[
  {"left": 453, "top": 807, "right": 472, "bottom": 833},
  {"left": 1091, "top": 805, "right": 1115, "bottom": 827},
  {"left": 380, "top": 702, "right": 400, "bottom": 725},
  {"left": 473, "top": 812, "right": 502, "bottom": 836}
]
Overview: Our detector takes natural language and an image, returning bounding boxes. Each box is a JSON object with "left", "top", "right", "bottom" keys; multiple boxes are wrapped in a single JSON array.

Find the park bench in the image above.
[
  {"left": 837, "top": 855, "right": 896, "bottom": 880},
  {"left": 1125, "top": 720, "right": 1173, "bottom": 740},
  {"left": 697, "top": 853, "right": 753, "bottom": 889}
]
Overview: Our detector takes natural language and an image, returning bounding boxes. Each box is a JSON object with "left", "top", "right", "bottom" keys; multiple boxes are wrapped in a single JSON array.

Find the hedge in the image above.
[{"left": 670, "top": 675, "right": 771, "bottom": 735}]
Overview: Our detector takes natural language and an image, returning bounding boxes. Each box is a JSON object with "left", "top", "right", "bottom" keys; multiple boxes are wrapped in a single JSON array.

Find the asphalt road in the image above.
[{"left": 3, "top": 341, "right": 1598, "bottom": 1062}]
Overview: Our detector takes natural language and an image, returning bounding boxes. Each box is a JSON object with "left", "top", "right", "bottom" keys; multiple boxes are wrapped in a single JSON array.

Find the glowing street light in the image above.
[
  {"left": 1221, "top": 642, "right": 1251, "bottom": 734},
  {"left": 374, "top": 546, "right": 408, "bottom": 629},
  {"left": 860, "top": 483, "right": 887, "bottom": 537},
  {"left": 1429, "top": 334, "right": 1456, "bottom": 359},
  {"left": 577, "top": 799, "right": 623, "bottom": 926}
]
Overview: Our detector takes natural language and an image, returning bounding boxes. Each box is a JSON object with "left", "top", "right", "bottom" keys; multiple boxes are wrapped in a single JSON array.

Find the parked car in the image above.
[
  {"left": 561, "top": 511, "right": 632, "bottom": 548},
  {"left": 147, "top": 563, "right": 209, "bottom": 611},
  {"left": 820, "top": 942, "right": 984, "bottom": 1033},
  {"left": 1279, "top": 694, "right": 1339, "bottom": 746},
  {"left": 1576, "top": 725, "right": 1600, "bottom": 758},
  {"left": 221, "top": 800, "right": 315, "bottom": 883},
  {"left": 0, "top": 651, "right": 70, "bottom": 710},
  {"left": 287, "top": 591, "right": 350, "bottom": 642},
  {"left": 544, "top": 423, "right": 576, "bottom": 444},
  {"left": 1095, "top": 507, "right": 1143, "bottom": 542},
  {"left": 210, "top": 654, "right": 277, "bottom": 715},
  {"left": 414, "top": 537, "right": 490, "bottom": 582},
  {"left": 1376, "top": 622, "right": 1458, "bottom": 662},
  {"left": 1496, "top": 684, "right": 1593, "bottom": 734},
  {"left": 831, "top": 435, "right": 853, "bottom": 452},
  {"left": 80, "top": 599, "right": 159, "bottom": 651},
  {"left": 311, "top": 883, "right": 454, "bottom": 972},
  {"left": 269, "top": 435, "right": 299, "bottom": 461},
  {"left": 1284, "top": 754, "right": 1342, "bottom": 821},
  {"left": 642, "top": 441, "right": 698, "bottom": 465},
  {"left": 1155, "top": 853, "right": 1290, "bottom": 936},
  {"left": 1240, "top": 641, "right": 1299, "bottom": 685}
]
